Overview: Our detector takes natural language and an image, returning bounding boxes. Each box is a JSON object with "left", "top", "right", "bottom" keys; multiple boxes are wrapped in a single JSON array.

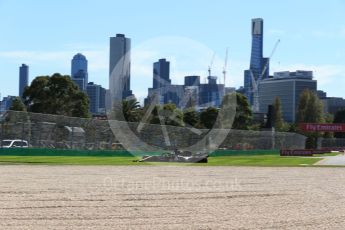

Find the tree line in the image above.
[
  {"left": 10, "top": 73, "right": 90, "bottom": 117},
  {"left": 9, "top": 73, "right": 345, "bottom": 147},
  {"left": 9, "top": 73, "right": 255, "bottom": 130},
  {"left": 113, "top": 93, "right": 253, "bottom": 130},
  {"left": 272, "top": 89, "right": 344, "bottom": 148}
]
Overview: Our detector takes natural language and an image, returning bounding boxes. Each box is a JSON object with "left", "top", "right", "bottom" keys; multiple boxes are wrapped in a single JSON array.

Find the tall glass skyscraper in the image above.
[
  {"left": 109, "top": 34, "right": 132, "bottom": 103},
  {"left": 71, "top": 53, "right": 88, "bottom": 91},
  {"left": 19, "top": 64, "right": 29, "bottom": 98},
  {"left": 153, "top": 58, "right": 171, "bottom": 89},
  {"left": 86, "top": 82, "right": 106, "bottom": 115},
  {"left": 244, "top": 18, "right": 269, "bottom": 106},
  {"left": 250, "top": 18, "right": 264, "bottom": 79}
]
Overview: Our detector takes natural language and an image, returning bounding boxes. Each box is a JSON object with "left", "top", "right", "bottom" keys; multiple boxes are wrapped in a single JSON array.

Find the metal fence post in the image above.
[
  {"left": 21, "top": 122, "right": 25, "bottom": 142},
  {"left": 0, "top": 121, "right": 3, "bottom": 148},
  {"left": 71, "top": 126, "right": 74, "bottom": 149},
  {"left": 38, "top": 122, "right": 42, "bottom": 148},
  {"left": 271, "top": 127, "right": 276, "bottom": 150}
]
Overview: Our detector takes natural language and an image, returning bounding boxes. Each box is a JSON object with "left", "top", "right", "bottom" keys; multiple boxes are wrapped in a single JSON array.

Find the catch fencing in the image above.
[
  {"left": 0, "top": 111, "right": 306, "bottom": 151},
  {"left": 319, "top": 137, "right": 345, "bottom": 149}
]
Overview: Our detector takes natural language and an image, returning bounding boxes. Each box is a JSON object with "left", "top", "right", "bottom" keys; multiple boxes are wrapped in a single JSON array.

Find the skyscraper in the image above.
[
  {"left": 71, "top": 53, "right": 88, "bottom": 91},
  {"left": 0, "top": 96, "right": 16, "bottom": 113},
  {"left": 109, "top": 34, "right": 132, "bottom": 104},
  {"left": 244, "top": 18, "right": 269, "bottom": 107},
  {"left": 258, "top": 71, "right": 317, "bottom": 122},
  {"left": 19, "top": 64, "right": 29, "bottom": 98},
  {"left": 87, "top": 82, "right": 106, "bottom": 115},
  {"left": 153, "top": 59, "right": 171, "bottom": 89},
  {"left": 87, "top": 82, "right": 100, "bottom": 115},
  {"left": 146, "top": 58, "right": 173, "bottom": 105}
]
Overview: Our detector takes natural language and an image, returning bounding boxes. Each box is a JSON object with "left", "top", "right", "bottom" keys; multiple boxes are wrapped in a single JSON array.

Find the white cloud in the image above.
[
  {"left": 272, "top": 63, "right": 345, "bottom": 97},
  {"left": 275, "top": 63, "right": 345, "bottom": 84}
]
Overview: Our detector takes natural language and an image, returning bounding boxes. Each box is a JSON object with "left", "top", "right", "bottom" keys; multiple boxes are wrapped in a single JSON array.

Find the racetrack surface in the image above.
[
  {"left": 316, "top": 154, "right": 345, "bottom": 166},
  {"left": 1, "top": 166, "right": 345, "bottom": 229}
]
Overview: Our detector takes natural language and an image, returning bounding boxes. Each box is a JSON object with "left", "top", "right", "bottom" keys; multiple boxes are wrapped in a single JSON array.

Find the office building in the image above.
[
  {"left": 71, "top": 53, "right": 88, "bottom": 91},
  {"left": 109, "top": 34, "right": 132, "bottom": 104},
  {"left": 87, "top": 82, "right": 106, "bottom": 115},
  {"left": 244, "top": 18, "right": 270, "bottom": 106},
  {"left": 153, "top": 59, "right": 171, "bottom": 89},
  {"left": 225, "top": 87, "right": 236, "bottom": 95},
  {"left": 184, "top": 75, "right": 200, "bottom": 87},
  {"left": 99, "top": 87, "right": 106, "bottom": 113},
  {"left": 19, "top": 64, "right": 29, "bottom": 98},
  {"left": 146, "top": 85, "right": 185, "bottom": 106},
  {"left": 0, "top": 96, "right": 16, "bottom": 113},
  {"left": 199, "top": 76, "right": 225, "bottom": 108},
  {"left": 105, "top": 89, "right": 112, "bottom": 112},
  {"left": 147, "top": 58, "right": 177, "bottom": 106},
  {"left": 321, "top": 97, "right": 345, "bottom": 114},
  {"left": 145, "top": 59, "right": 225, "bottom": 109},
  {"left": 317, "top": 90, "right": 327, "bottom": 99},
  {"left": 258, "top": 71, "right": 317, "bottom": 122}
]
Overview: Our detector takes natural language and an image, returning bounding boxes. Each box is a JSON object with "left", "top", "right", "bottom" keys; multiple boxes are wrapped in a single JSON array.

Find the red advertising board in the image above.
[
  {"left": 280, "top": 149, "right": 329, "bottom": 156},
  {"left": 299, "top": 123, "right": 345, "bottom": 132}
]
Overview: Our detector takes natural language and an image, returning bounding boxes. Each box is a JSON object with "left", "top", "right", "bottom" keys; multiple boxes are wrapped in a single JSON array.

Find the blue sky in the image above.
[{"left": 1, "top": 0, "right": 345, "bottom": 103}]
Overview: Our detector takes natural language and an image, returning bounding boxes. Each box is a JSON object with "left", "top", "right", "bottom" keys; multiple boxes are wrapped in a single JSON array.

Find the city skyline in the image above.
[
  {"left": 71, "top": 53, "right": 88, "bottom": 91},
  {"left": 18, "top": 63, "right": 28, "bottom": 99},
  {"left": 109, "top": 34, "right": 132, "bottom": 102},
  {"left": 1, "top": 0, "right": 345, "bottom": 103}
]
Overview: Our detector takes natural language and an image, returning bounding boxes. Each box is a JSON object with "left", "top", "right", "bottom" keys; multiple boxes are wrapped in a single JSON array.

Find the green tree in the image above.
[
  {"left": 297, "top": 89, "right": 309, "bottom": 123},
  {"left": 162, "top": 103, "right": 183, "bottom": 126},
  {"left": 273, "top": 97, "right": 285, "bottom": 131},
  {"left": 9, "top": 97, "right": 26, "bottom": 111},
  {"left": 122, "top": 99, "right": 142, "bottom": 122},
  {"left": 334, "top": 109, "right": 345, "bottom": 138},
  {"left": 148, "top": 103, "right": 184, "bottom": 126},
  {"left": 23, "top": 73, "right": 90, "bottom": 118},
  {"left": 146, "top": 105, "right": 161, "bottom": 125},
  {"left": 297, "top": 89, "right": 324, "bottom": 148},
  {"left": 297, "top": 89, "right": 324, "bottom": 124},
  {"left": 305, "top": 93, "right": 324, "bottom": 123},
  {"left": 183, "top": 108, "right": 200, "bottom": 128},
  {"left": 232, "top": 93, "right": 252, "bottom": 130},
  {"left": 200, "top": 107, "right": 218, "bottom": 129},
  {"left": 324, "top": 113, "right": 334, "bottom": 138}
]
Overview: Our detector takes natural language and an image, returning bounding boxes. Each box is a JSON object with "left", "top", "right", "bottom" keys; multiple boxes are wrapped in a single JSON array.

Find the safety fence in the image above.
[{"left": 0, "top": 111, "right": 306, "bottom": 151}]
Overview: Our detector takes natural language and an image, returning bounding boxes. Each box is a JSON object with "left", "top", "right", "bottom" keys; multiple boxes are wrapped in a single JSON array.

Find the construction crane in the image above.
[
  {"left": 250, "top": 39, "right": 281, "bottom": 112},
  {"left": 258, "top": 39, "right": 280, "bottom": 81},
  {"left": 249, "top": 70, "right": 259, "bottom": 112},
  {"left": 222, "top": 48, "right": 229, "bottom": 85},
  {"left": 208, "top": 52, "right": 216, "bottom": 77}
]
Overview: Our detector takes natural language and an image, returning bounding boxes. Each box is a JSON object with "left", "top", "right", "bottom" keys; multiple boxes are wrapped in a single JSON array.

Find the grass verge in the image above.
[{"left": 0, "top": 155, "right": 322, "bottom": 166}]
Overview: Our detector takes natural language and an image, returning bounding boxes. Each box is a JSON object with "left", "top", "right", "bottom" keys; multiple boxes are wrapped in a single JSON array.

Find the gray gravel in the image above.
[{"left": 1, "top": 165, "right": 345, "bottom": 229}]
